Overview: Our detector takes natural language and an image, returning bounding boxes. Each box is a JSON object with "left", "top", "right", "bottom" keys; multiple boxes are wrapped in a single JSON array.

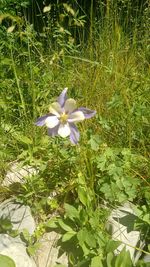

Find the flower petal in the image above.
[
  {"left": 76, "top": 107, "right": 96, "bottom": 119},
  {"left": 68, "top": 111, "right": 85, "bottom": 122},
  {"left": 49, "top": 102, "right": 62, "bottom": 116},
  {"left": 58, "top": 123, "right": 71, "bottom": 137},
  {"left": 45, "top": 116, "right": 59, "bottom": 128},
  {"left": 64, "top": 98, "right": 77, "bottom": 113},
  {"left": 69, "top": 123, "right": 80, "bottom": 144},
  {"left": 57, "top": 88, "right": 68, "bottom": 107},
  {"left": 35, "top": 114, "right": 50, "bottom": 126},
  {"left": 47, "top": 124, "right": 59, "bottom": 137}
]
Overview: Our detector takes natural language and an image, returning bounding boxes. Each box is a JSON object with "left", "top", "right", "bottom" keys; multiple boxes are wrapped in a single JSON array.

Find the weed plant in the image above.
[{"left": 0, "top": 0, "right": 150, "bottom": 266}]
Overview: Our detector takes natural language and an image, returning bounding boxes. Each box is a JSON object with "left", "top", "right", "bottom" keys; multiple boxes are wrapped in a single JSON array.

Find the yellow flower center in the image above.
[{"left": 60, "top": 112, "right": 68, "bottom": 124}]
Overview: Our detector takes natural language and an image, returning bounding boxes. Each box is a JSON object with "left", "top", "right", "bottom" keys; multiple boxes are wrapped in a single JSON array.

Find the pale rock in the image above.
[
  {"left": 34, "top": 232, "right": 68, "bottom": 267},
  {"left": 0, "top": 234, "right": 37, "bottom": 267},
  {"left": 0, "top": 199, "right": 36, "bottom": 234},
  {"left": 2, "top": 162, "right": 38, "bottom": 186},
  {"left": 107, "top": 202, "right": 145, "bottom": 264}
]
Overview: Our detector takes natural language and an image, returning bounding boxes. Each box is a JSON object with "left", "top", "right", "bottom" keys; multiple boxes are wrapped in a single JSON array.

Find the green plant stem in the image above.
[
  {"left": 10, "top": 48, "right": 27, "bottom": 117},
  {"left": 121, "top": 241, "right": 150, "bottom": 256},
  {"left": 76, "top": 144, "right": 95, "bottom": 202}
]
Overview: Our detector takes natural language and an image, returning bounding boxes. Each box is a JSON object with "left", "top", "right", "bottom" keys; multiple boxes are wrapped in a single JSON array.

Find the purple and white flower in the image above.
[{"left": 35, "top": 88, "right": 96, "bottom": 144}]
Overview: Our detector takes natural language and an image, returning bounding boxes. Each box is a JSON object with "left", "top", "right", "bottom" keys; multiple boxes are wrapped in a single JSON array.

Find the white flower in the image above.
[{"left": 35, "top": 88, "right": 96, "bottom": 144}]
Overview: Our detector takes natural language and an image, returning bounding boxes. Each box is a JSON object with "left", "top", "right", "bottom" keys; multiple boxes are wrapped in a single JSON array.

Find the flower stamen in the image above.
[{"left": 60, "top": 112, "right": 68, "bottom": 124}]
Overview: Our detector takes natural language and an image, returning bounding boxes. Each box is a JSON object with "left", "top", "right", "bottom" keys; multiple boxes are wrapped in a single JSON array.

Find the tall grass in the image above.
[{"left": 0, "top": 0, "right": 149, "bottom": 174}]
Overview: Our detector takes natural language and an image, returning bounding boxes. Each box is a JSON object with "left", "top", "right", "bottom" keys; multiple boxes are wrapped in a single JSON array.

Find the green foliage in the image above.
[
  {"left": 133, "top": 205, "right": 150, "bottom": 248},
  {"left": 114, "top": 248, "right": 133, "bottom": 267},
  {"left": 0, "top": 254, "right": 16, "bottom": 267},
  {"left": 94, "top": 147, "right": 148, "bottom": 203},
  {"left": 104, "top": 249, "right": 133, "bottom": 267},
  {"left": 0, "top": 216, "right": 18, "bottom": 237},
  {"left": 46, "top": 201, "right": 109, "bottom": 266},
  {"left": 46, "top": 202, "right": 137, "bottom": 267},
  {"left": 0, "top": 0, "right": 30, "bottom": 14},
  {"left": 0, "top": 216, "right": 13, "bottom": 234},
  {"left": 20, "top": 228, "right": 41, "bottom": 256},
  {"left": 0, "top": 0, "right": 150, "bottom": 266}
]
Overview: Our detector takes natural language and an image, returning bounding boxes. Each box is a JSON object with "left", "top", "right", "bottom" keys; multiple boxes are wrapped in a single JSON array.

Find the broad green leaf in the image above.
[
  {"left": 78, "top": 186, "right": 88, "bottom": 206},
  {"left": 77, "top": 229, "right": 86, "bottom": 245},
  {"left": 0, "top": 254, "right": 16, "bottom": 267},
  {"left": 115, "top": 249, "right": 133, "bottom": 267},
  {"left": 91, "top": 256, "right": 103, "bottom": 267},
  {"left": 58, "top": 219, "right": 74, "bottom": 232},
  {"left": 27, "top": 242, "right": 40, "bottom": 256},
  {"left": 21, "top": 228, "right": 31, "bottom": 243},
  {"left": 68, "top": 253, "right": 76, "bottom": 266},
  {"left": 84, "top": 231, "right": 97, "bottom": 248},
  {"left": 62, "top": 231, "right": 76, "bottom": 242},
  {"left": 64, "top": 203, "right": 79, "bottom": 221},
  {"left": 81, "top": 243, "right": 90, "bottom": 256},
  {"left": 106, "top": 252, "right": 114, "bottom": 267},
  {"left": 77, "top": 228, "right": 95, "bottom": 253},
  {"left": 106, "top": 240, "right": 121, "bottom": 253},
  {"left": 143, "top": 213, "right": 150, "bottom": 224},
  {"left": 46, "top": 218, "right": 58, "bottom": 229},
  {"left": 20, "top": 229, "right": 32, "bottom": 246}
]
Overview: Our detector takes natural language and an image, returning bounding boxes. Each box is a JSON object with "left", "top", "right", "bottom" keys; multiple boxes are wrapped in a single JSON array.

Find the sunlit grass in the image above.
[
  {"left": 0, "top": 2, "right": 150, "bottom": 265},
  {"left": 1, "top": 16, "right": 149, "bottom": 169}
]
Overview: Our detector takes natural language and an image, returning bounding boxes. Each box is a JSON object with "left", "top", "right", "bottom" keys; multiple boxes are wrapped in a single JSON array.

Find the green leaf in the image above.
[
  {"left": 64, "top": 203, "right": 79, "bottom": 221},
  {"left": 45, "top": 218, "right": 58, "bottom": 229},
  {"left": 0, "top": 217, "right": 13, "bottom": 233},
  {"left": 106, "top": 252, "right": 114, "bottom": 267},
  {"left": 81, "top": 243, "right": 90, "bottom": 256},
  {"left": 77, "top": 228, "right": 96, "bottom": 252},
  {"left": 88, "top": 135, "right": 101, "bottom": 151},
  {"left": 58, "top": 219, "right": 74, "bottom": 232},
  {"left": 62, "top": 231, "right": 76, "bottom": 242},
  {"left": 27, "top": 242, "right": 40, "bottom": 256},
  {"left": 91, "top": 256, "right": 103, "bottom": 267},
  {"left": 84, "top": 231, "right": 97, "bottom": 248},
  {"left": 106, "top": 240, "right": 121, "bottom": 253},
  {"left": 78, "top": 186, "right": 88, "bottom": 206},
  {"left": 97, "top": 155, "right": 107, "bottom": 171},
  {"left": 115, "top": 249, "right": 133, "bottom": 267},
  {"left": 20, "top": 229, "right": 31, "bottom": 245},
  {"left": 77, "top": 228, "right": 87, "bottom": 246},
  {"left": 143, "top": 213, "right": 150, "bottom": 224},
  {"left": 0, "top": 254, "right": 16, "bottom": 267}
]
